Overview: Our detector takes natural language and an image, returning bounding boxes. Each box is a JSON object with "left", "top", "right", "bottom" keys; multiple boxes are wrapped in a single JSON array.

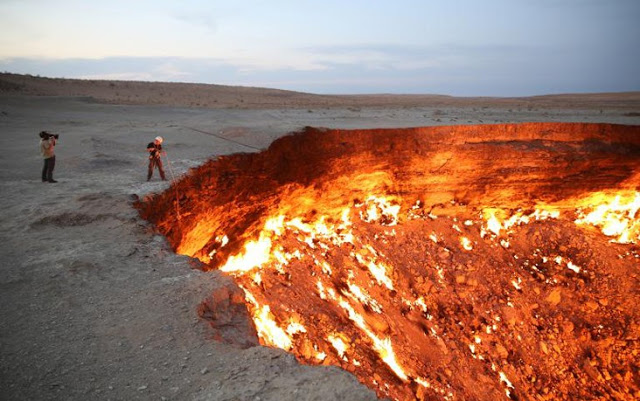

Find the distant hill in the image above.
[{"left": 1, "top": 73, "right": 639, "bottom": 110}]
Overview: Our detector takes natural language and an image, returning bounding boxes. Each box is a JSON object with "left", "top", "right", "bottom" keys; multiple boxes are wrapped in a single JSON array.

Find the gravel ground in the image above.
[{"left": 0, "top": 92, "right": 638, "bottom": 401}]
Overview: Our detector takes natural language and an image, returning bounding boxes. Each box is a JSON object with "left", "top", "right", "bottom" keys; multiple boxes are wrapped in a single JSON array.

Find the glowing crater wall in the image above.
[{"left": 140, "top": 123, "right": 639, "bottom": 264}]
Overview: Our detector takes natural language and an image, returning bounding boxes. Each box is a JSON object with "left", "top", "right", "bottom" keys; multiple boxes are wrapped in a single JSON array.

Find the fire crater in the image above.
[{"left": 138, "top": 123, "right": 640, "bottom": 401}]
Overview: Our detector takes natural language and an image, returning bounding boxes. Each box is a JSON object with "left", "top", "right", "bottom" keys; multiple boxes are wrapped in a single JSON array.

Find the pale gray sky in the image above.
[{"left": 1, "top": 0, "right": 638, "bottom": 95}]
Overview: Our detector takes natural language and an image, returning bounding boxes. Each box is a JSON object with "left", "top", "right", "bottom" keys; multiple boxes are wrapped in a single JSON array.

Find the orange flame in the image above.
[
  {"left": 481, "top": 190, "right": 639, "bottom": 244},
  {"left": 574, "top": 190, "right": 640, "bottom": 243}
]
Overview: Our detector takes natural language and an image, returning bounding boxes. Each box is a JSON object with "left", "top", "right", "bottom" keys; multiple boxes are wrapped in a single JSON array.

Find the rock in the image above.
[
  {"left": 524, "top": 365, "right": 533, "bottom": 377},
  {"left": 582, "top": 359, "right": 602, "bottom": 382},
  {"left": 137, "top": 385, "right": 148, "bottom": 391},
  {"left": 197, "top": 283, "right": 260, "bottom": 348},
  {"left": 438, "top": 249, "right": 451, "bottom": 260},
  {"left": 299, "top": 340, "right": 315, "bottom": 360},
  {"left": 495, "top": 344, "right": 509, "bottom": 359},
  {"left": 366, "top": 314, "right": 389, "bottom": 333},
  {"left": 416, "top": 384, "right": 427, "bottom": 400},
  {"left": 562, "top": 321, "right": 574, "bottom": 334},
  {"left": 546, "top": 288, "right": 561, "bottom": 305},
  {"left": 416, "top": 279, "right": 433, "bottom": 294},
  {"left": 540, "top": 341, "right": 549, "bottom": 354}
]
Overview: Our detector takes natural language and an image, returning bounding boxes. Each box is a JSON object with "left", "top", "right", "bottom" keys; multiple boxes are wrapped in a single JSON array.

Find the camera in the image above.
[{"left": 39, "top": 131, "right": 59, "bottom": 140}]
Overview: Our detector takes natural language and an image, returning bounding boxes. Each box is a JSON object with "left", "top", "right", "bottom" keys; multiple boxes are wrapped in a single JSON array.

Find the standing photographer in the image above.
[
  {"left": 39, "top": 131, "right": 58, "bottom": 183},
  {"left": 146, "top": 135, "right": 166, "bottom": 181}
]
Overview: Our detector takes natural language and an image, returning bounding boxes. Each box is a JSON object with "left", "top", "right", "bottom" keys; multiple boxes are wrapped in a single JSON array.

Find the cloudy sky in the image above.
[{"left": 1, "top": 0, "right": 638, "bottom": 96}]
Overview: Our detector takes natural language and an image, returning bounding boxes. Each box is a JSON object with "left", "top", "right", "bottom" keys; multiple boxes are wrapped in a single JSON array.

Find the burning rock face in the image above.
[{"left": 138, "top": 123, "right": 640, "bottom": 401}]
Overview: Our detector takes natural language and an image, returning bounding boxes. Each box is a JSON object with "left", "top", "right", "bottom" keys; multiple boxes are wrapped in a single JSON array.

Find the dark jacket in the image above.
[{"left": 147, "top": 142, "right": 162, "bottom": 158}]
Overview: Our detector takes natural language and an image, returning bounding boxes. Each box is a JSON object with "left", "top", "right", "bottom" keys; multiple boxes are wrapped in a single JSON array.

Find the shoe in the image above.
[
  {"left": 42, "top": 179, "right": 47, "bottom": 183},
  {"left": 48, "top": 180, "right": 58, "bottom": 183}
]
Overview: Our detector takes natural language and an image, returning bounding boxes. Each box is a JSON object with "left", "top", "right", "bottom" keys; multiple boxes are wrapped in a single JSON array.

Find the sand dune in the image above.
[{"left": 2, "top": 72, "right": 640, "bottom": 110}]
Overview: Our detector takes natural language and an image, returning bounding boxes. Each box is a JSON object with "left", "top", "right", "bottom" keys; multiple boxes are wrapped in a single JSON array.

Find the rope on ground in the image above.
[
  {"left": 183, "top": 126, "right": 262, "bottom": 151},
  {"left": 158, "top": 126, "right": 260, "bottom": 223},
  {"left": 163, "top": 153, "right": 181, "bottom": 221}
]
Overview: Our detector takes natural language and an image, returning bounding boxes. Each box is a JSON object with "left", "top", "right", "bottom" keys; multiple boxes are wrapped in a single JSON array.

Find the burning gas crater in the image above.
[{"left": 139, "top": 123, "right": 640, "bottom": 401}]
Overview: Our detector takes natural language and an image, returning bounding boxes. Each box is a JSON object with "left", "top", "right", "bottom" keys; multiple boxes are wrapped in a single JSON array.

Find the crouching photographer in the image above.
[{"left": 39, "top": 131, "right": 59, "bottom": 183}]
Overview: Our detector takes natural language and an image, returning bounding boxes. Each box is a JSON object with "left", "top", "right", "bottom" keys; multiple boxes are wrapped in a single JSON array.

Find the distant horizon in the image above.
[
  {"left": 1, "top": 1, "right": 639, "bottom": 97},
  {"left": 4, "top": 70, "right": 639, "bottom": 99}
]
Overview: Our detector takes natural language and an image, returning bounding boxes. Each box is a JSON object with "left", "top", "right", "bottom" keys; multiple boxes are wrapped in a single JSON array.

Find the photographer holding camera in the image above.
[{"left": 39, "top": 131, "right": 59, "bottom": 183}]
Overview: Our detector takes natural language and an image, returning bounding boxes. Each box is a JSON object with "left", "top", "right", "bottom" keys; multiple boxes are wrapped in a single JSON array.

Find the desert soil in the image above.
[{"left": 0, "top": 75, "right": 639, "bottom": 401}]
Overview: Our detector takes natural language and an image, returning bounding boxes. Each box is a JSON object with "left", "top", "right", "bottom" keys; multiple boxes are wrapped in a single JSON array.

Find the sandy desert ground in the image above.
[{"left": 0, "top": 74, "right": 639, "bottom": 400}]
